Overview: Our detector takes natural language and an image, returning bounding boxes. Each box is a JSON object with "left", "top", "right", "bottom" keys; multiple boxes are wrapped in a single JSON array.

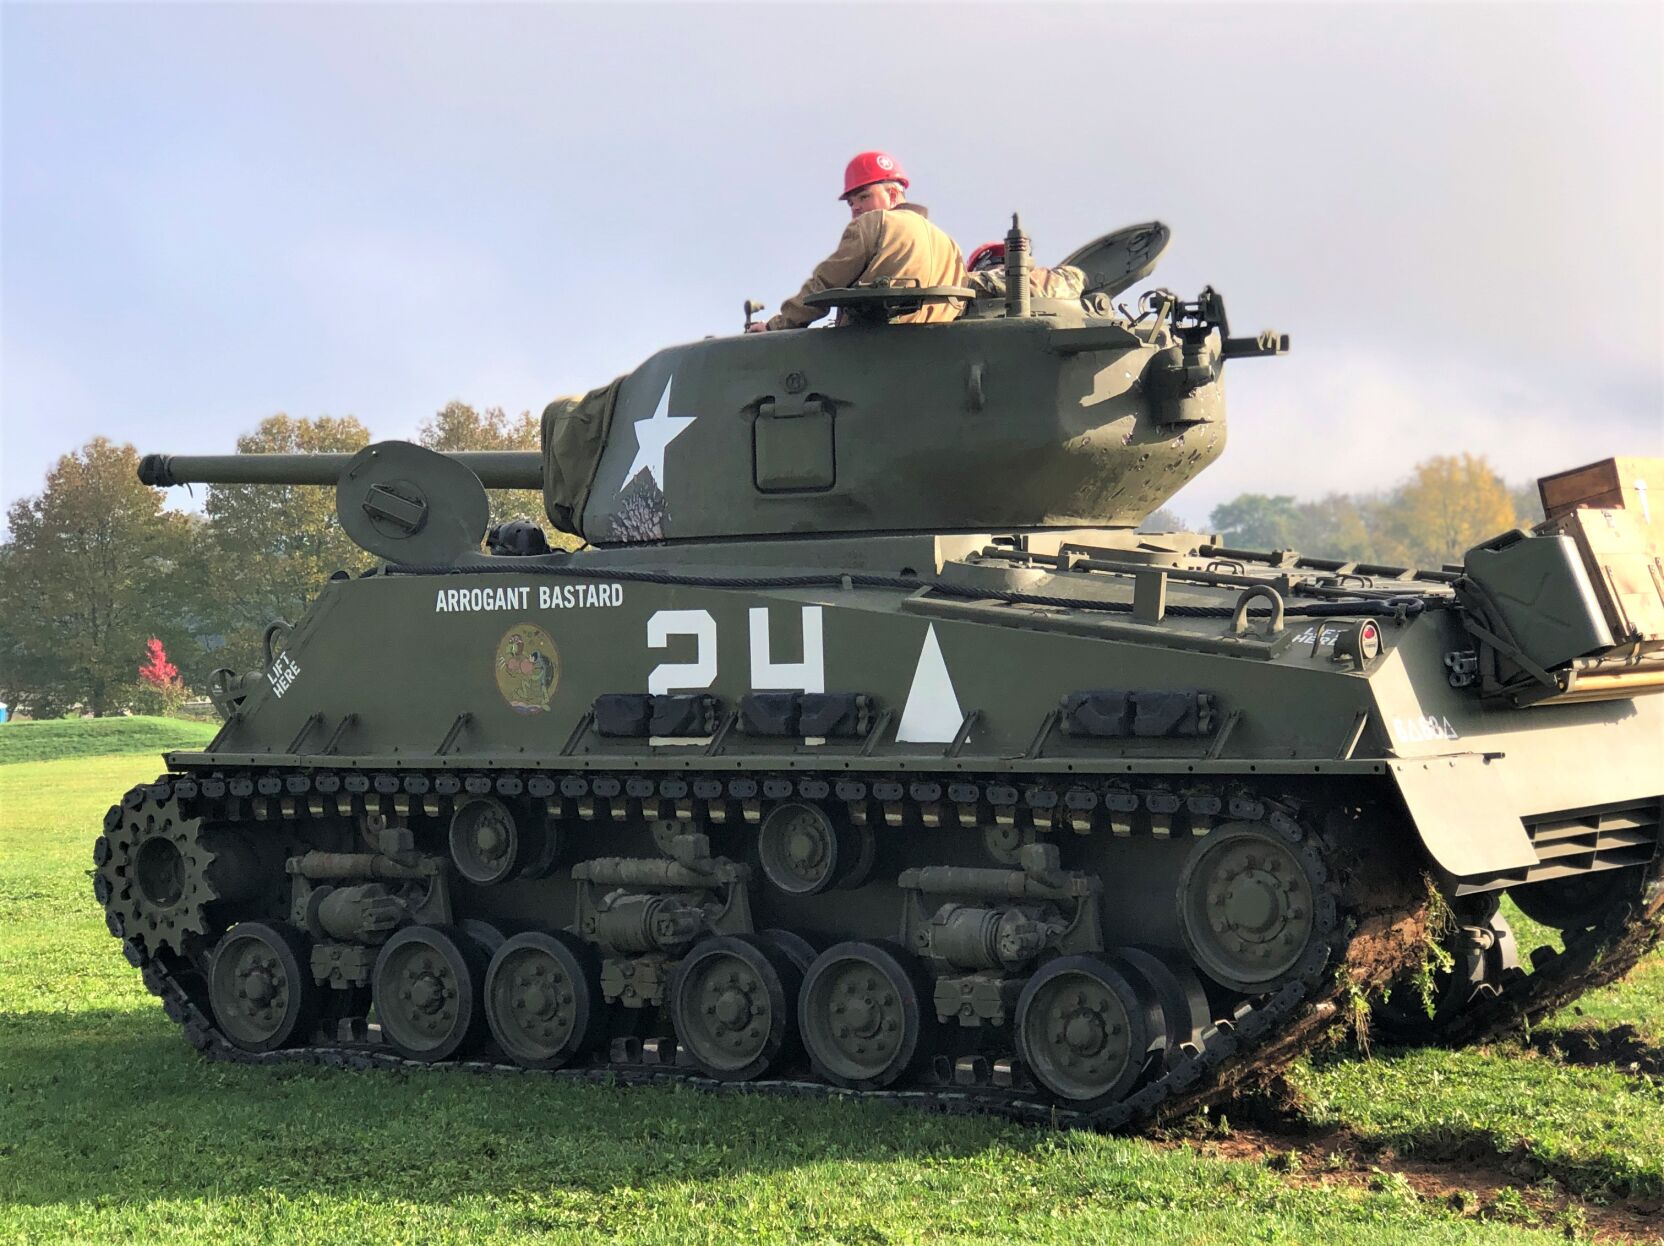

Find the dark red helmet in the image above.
[
  {"left": 966, "top": 241, "right": 1005, "bottom": 273},
  {"left": 841, "top": 151, "right": 909, "bottom": 199}
]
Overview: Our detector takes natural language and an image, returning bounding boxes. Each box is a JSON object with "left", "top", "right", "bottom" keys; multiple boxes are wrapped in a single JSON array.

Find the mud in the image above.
[
  {"left": 1342, "top": 908, "right": 1435, "bottom": 988},
  {"left": 1164, "top": 1090, "right": 1664, "bottom": 1243},
  {"left": 1165, "top": 903, "right": 1432, "bottom": 1116},
  {"left": 1529, "top": 1023, "right": 1664, "bottom": 1079}
]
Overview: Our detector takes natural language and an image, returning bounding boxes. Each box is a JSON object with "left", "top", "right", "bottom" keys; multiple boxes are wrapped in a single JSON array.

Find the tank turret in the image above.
[
  {"left": 142, "top": 221, "right": 1287, "bottom": 559},
  {"left": 544, "top": 219, "right": 1286, "bottom": 546}
]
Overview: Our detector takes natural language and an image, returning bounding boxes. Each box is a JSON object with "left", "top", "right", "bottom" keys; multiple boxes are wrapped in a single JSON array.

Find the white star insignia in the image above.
[{"left": 620, "top": 373, "right": 697, "bottom": 494}]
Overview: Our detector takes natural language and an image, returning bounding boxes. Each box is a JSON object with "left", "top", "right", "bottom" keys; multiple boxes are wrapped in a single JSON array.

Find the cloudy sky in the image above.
[{"left": 3, "top": 2, "right": 1659, "bottom": 530}]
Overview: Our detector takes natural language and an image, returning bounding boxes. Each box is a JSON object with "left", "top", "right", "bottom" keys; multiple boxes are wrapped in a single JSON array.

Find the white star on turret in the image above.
[{"left": 619, "top": 373, "right": 696, "bottom": 493}]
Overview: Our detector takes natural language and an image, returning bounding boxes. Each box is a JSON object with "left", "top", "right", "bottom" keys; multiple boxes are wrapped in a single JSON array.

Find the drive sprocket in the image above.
[{"left": 92, "top": 785, "right": 258, "bottom": 959}]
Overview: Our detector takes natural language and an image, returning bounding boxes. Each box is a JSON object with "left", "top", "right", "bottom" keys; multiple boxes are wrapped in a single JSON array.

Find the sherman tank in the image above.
[{"left": 97, "top": 221, "right": 1664, "bottom": 1129}]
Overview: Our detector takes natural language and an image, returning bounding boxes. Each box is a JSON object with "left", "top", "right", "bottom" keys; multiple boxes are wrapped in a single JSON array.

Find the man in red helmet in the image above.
[{"left": 746, "top": 151, "right": 967, "bottom": 333}]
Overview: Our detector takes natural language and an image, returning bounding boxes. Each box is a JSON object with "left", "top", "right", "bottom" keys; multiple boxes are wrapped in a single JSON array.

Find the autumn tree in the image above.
[
  {"left": 189, "top": 414, "right": 372, "bottom": 677},
  {"left": 0, "top": 438, "right": 193, "bottom": 716},
  {"left": 417, "top": 400, "right": 575, "bottom": 546},
  {"left": 1372, "top": 454, "right": 1520, "bottom": 567}
]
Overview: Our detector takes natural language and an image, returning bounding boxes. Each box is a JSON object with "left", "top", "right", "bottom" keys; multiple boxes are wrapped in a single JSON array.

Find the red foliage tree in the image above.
[{"left": 138, "top": 638, "right": 180, "bottom": 690}]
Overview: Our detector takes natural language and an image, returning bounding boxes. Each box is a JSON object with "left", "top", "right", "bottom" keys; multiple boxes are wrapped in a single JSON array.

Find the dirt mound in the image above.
[{"left": 1530, "top": 1023, "right": 1664, "bottom": 1078}]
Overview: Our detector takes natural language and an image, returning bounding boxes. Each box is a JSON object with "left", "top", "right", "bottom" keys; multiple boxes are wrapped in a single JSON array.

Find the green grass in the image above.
[
  {"left": 0, "top": 714, "right": 216, "bottom": 765},
  {"left": 1509, "top": 893, "right": 1664, "bottom": 1048},
  {"left": 1544, "top": 957, "right": 1664, "bottom": 1045},
  {"left": 1, "top": 751, "right": 1660, "bottom": 1244},
  {"left": 1291, "top": 898, "right": 1664, "bottom": 1204},
  {"left": 1292, "top": 1044, "right": 1664, "bottom": 1197}
]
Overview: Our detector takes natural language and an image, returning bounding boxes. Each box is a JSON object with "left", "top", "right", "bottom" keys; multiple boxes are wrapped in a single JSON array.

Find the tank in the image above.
[{"left": 96, "top": 222, "right": 1664, "bottom": 1129}]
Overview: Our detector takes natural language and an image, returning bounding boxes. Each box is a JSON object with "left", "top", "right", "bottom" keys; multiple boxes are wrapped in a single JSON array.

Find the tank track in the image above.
[
  {"left": 97, "top": 765, "right": 1438, "bottom": 1132},
  {"left": 1427, "top": 859, "right": 1664, "bottom": 1050}
]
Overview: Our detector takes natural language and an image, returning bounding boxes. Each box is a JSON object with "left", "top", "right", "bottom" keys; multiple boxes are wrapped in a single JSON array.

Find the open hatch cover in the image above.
[{"left": 1059, "top": 221, "right": 1171, "bottom": 299}]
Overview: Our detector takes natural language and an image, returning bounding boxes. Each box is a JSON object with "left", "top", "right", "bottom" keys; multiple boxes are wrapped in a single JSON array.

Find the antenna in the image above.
[{"left": 1003, "top": 213, "right": 1031, "bottom": 319}]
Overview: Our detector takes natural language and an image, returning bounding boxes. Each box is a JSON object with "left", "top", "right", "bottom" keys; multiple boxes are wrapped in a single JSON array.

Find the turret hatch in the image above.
[{"left": 1059, "top": 222, "right": 1171, "bottom": 298}]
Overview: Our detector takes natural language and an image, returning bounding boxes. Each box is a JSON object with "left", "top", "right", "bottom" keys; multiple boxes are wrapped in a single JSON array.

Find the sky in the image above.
[{"left": 3, "top": 1, "right": 1661, "bottom": 532}]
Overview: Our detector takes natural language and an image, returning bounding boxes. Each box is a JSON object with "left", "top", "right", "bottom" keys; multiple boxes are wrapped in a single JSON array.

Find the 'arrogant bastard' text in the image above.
[{"left": 433, "top": 583, "right": 624, "bottom": 613}]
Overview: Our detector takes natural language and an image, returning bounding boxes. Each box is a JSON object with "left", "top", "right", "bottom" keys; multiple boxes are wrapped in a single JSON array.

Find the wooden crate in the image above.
[{"left": 1539, "top": 456, "right": 1664, "bottom": 524}]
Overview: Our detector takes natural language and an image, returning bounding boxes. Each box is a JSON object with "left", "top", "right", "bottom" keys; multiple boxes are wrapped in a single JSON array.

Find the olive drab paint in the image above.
[{"left": 113, "top": 222, "right": 1664, "bottom": 1128}]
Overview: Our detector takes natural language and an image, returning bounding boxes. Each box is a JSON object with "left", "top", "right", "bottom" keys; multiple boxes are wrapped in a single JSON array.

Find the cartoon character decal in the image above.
[{"left": 495, "top": 624, "right": 559, "bottom": 714}]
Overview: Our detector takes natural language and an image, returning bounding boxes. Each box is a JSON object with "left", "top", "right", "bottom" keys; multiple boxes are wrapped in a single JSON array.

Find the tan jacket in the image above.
[
  {"left": 965, "top": 264, "right": 1088, "bottom": 301},
  {"left": 768, "top": 203, "right": 968, "bottom": 330}
]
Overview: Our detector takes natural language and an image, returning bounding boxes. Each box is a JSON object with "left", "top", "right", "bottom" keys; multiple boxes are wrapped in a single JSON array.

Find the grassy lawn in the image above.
[
  {"left": 2, "top": 740, "right": 1659, "bottom": 1243},
  {"left": 0, "top": 715, "right": 216, "bottom": 765},
  {"left": 1539, "top": 946, "right": 1664, "bottom": 1048},
  {"left": 1292, "top": 1041, "right": 1664, "bottom": 1198}
]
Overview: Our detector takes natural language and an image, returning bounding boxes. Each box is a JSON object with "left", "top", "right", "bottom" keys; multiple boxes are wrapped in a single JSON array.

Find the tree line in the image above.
[
  {"left": 1149, "top": 453, "right": 1533, "bottom": 569},
  {"left": 0, "top": 404, "right": 548, "bottom": 717},
  {"left": 0, "top": 406, "right": 1533, "bottom": 717}
]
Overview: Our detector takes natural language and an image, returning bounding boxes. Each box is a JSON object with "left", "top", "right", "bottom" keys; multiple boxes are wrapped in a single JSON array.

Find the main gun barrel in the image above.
[{"left": 138, "top": 451, "right": 544, "bottom": 490}]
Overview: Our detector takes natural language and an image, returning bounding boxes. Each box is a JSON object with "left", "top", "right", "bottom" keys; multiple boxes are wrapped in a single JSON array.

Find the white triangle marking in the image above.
[{"left": 897, "top": 624, "right": 963, "bottom": 744}]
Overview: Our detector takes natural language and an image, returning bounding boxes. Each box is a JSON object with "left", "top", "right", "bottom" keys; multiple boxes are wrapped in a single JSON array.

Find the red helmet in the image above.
[
  {"left": 966, "top": 240, "right": 1005, "bottom": 273},
  {"left": 841, "top": 150, "right": 909, "bottom": 199}
]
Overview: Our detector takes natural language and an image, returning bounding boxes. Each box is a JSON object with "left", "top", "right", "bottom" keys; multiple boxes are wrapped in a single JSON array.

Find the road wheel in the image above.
[
  {"left": 484, "top": 930, "right": 606, "bottom": 1069},
  {"left": 373, "top": 924, "right": 489, "bottom": 1062},
  {"left": 671, "top": 934, "right": 800, "bottom": 1081},
  {"left": 209, "top": 920, "right": 319, "bottom": 1052},
  {"left": 799, "top": 940, "right": 935, "bottom": 1090},
  {"left": 1015, "top": 954, "right": 1163, "bottom": 1108}
]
